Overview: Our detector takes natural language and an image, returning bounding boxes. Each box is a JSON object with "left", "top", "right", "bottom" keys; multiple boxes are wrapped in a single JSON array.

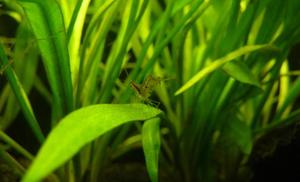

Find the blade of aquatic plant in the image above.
[
  {"left": 99, "top": 0, "right": 149, "bottom": 103},
  {"left": 254, "top": 109, "right": 300, "bottom": 134},
  {"left": 137, "top": 1, "right": 210, "bottom": 81},
  {"left": 250, "top": 58, "right": 285, "bottom": 129},
  {"left": 65, "top": 0, "right": 84, "bottom": 42},
  {"left": 142, "top": 117, "right": 161, "bottom": 182},
  {"left": 22, "top": 104, "right": 161, "bottom": 182},
  {"left": 175, "top": 44, "right": 279, "bottom": 95},
  {"left": 0, "top": 131, "right": 34, "bottom": 160},
  {"left": 0, "top": 149, "right": 25, "bottom": 176},
  {"left": 254, "top": 0, "right": 285, "bottom": 44},
  {"left": 0, "top": 85, "right": 10, "bottom": 112},
  {"left": 172, "top": 0, "right": 193, "bottom": 15},
  {"left": 119, "top": 0, "right": 209, "bottom": 103},
  {"left": 119, "top": 0, "right": 176, "bottom": 101},
  {"left": 223, "top": 61, "right": 261, "bottom": 87},
  {"left": 17, "top": 0, "right": 73, "bottom": 120},
  {"left": 250, "top": 0, "right": 300, "bottom": 128},
  {"left": 276, "top": 61, "right": 291, "bottom": 118},
  {"left": 0, "top": 43, "right": 45, "bottom": 143},
  {"left": 67, "top": 0, "right": 91, "bottom": 86},
  {"left": 1, "top": 22, "right": 39, "bottom": 129},
  {"left": 77, "top": 0, "right": 122, "bottom": 105},
  {"left": 81, "top": 0, "right": 115, "bottom": 46},
  {"left": 274, "top": 77, "right": 300, "bottom": 121}
]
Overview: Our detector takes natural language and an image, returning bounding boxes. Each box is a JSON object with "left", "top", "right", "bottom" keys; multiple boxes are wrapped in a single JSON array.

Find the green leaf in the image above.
[
  {"left": 142, "top": 118, "right": 161, "bottom": 182},
  {"left": 175, "top": 44, "right": 279, "bottom": 95},
  {"left": 17, "top": 0, "right": 73, "bottom": 119},
  {"left": 0, "top": 131, "right": 34, "bottom": 160},
  {"left": 223, "top": 61, "right": 261, "bottom": 87},
  {"left": 1, "top": 23, "right": 39, "bottom": 129},
  {"left": 172, "top": 0, "right": 193, "bottom": 15},
  {"left": 225, "top": 117, "right": 252, "bottom": 155},
  {"left": 22, "top": 104, "right": 161, "bottom": 182},
  {"left": 275, "top": 78, "right": 300, "bottom": 120},
  {"left": 0, "top": 43, "right": 45, "bottom": 143}
]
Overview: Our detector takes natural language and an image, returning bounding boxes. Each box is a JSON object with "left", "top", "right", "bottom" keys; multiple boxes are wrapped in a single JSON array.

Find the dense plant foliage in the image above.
[{"left": 1, "top": 0, "right": 300, "bottom": 181}]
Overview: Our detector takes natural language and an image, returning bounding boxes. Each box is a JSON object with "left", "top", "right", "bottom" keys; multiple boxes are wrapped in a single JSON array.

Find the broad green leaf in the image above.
[
  {"left": 142, "top": 118, "right": 161, "bottom": 182},
  {"left": 22, "top": 104, "right": 161, "bottom": 182},
  {"left": 223, "top": 61, "right": 261, "bottom": 87},
  {"left": 175, "top": 44, "right": 279, "bottom": 95}
]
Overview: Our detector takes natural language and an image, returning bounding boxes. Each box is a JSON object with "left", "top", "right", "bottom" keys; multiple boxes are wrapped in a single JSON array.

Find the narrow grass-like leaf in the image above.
[
  {"left": 276, "top": 61, "right": 291, "bottom": 117},
  {"left": 0, "top": 43, "right": 45, "bottom": 143},
  {"left": 67, "top": 0, "right": 91, "bottom": 86},
  {"left": 142, "top": 117, "right": 161, "bottom": 182},
  {"left": 0, "top": 149, "right": 25, "bottom": 176},
  {"left": 1, "top": 23, "right": 39, "bottom": 129},
  {"left": 172, "top": 0, "right": 193, "bottom": 15},
  {"left": 175, "top": 44, "right": 279, "bottom": 95},
  {"left": 138, "top": 1, "right": 210, "bottom": 79},
  {"left": 0, "top": 131, "right": 34, "bottom": 160},
  {"left": 22, "top": 104, "right": 161, "bottom": 182},
  {"left": 255, "top": 109, "right": 300, "bottom": 134},
  {"left": 17, "top": 0, "right": 73, "bottom": 118},
  {"left": 120, "top": 0, "right": 209, "bottom": 103},
  {"left": 66, "top": 0, "right": 84, "bottom": 42},
  {"left": 99, "top": 0, "right": 148, "bottom": 102},
  {"left": 78, "top": 0, "right": 121, "bottom": 105},
  {"left": 274, "top": 78, "right": 300, "bottom": 120}
]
